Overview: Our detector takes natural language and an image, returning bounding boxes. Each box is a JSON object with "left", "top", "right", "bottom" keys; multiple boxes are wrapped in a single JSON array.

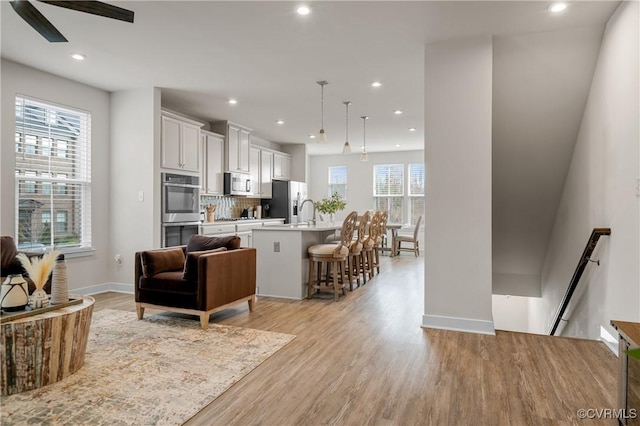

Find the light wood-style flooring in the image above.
[{"left": 94, "top": 254, "right": 617, "bottom": 425}]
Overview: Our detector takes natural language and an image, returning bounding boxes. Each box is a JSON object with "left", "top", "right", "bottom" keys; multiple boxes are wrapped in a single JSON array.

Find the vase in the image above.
[
  {"left": 50, "top": 256, "right": 69, "bottom": 305},
  {"left": 1, "top": 274, "right": 29, "bottom": 312},
  {"left": 29, "top": 288, "right": 49, "bottom": 310},
  {"left": 328, "top": 213, "right": 335, "bottom": 225}
]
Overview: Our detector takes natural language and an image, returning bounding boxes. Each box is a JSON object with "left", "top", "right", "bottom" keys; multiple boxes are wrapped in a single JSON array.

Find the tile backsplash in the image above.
[{"left": 201, "top": 196, "right": 261, "bottom": 219}]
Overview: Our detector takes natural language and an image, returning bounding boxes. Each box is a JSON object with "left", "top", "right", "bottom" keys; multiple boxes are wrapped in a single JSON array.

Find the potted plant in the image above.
[{"left": 314, "top": 192, "right": 346, "bottom": 224}]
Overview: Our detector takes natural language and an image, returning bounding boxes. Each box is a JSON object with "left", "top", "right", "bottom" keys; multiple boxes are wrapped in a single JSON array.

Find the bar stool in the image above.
[
  {"left": 307, "top": 211, "right": 358, "bottom": 301},
  {"left": 362, "top": 211, "right": 381, "bottom": 281},
  {"left": 348, "top": 210, "right": 370, "bottom": 289},
  {"left": 373, "top": 211, "right": 387, "bottom": 274}
]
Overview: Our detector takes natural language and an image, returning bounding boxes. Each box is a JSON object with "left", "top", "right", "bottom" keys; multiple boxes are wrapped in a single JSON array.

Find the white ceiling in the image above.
[
  {"left": 1, "top": 0, "right": 618, "bottom": 156},
  {"left": 1, "top": 0, "right": 621, "bottom": 288}
]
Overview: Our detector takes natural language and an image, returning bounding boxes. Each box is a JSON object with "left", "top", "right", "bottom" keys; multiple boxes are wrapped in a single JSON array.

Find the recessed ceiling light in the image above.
[
  {"left": 276, "top": 120, "right": 284, "bottom": 125},
  {"left": 394, "top": 110, "right": 403, "bottom": 115},
  {"left": 371, "top": 81, "right": 382, "bottom": 88},
  {"left": 296, "top": 5, "right": 311, "bottom": 15},
  {"left": 548, "top": 2, "right": 567, "bottom": 13},
  {"left": 408, "top": 127, "right": 416, "bottom": 132},
  {"left": 395, "top": 144, "right": 401, "bottom": 147},
  {"left": 71, "top": 53, "right": 86, "bottom": 61},
  {"left": 308, "top": 135, "right": 316, "bottom": 139},
  {"left": 228, "top": 99, "right": 238, "bottom": 105}
]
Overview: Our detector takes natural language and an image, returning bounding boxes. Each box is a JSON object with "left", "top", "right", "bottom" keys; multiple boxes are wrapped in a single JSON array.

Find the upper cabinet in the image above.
[
  {"left": 210, "top": 121, "right": 251, "bottom": 174},
  {"left": 260, "top": 150, "right": 274, "bottom": 198},
  {"left": 249, "top": 146, "right": 261, "bottom": 196},
  {"left": 201, "top": 130, "right": 225, "bottom": 195},
  {"left": 161, "top": 111, "right": 204, "bottom": 173},
  {"left": 273, "top": 151, "right": 292, "bottom": 181}
]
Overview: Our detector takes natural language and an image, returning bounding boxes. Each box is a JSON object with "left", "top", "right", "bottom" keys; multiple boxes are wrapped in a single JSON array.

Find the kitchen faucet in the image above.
[{"left": 299, "top": 199, "right": 316, "bottom": 225}]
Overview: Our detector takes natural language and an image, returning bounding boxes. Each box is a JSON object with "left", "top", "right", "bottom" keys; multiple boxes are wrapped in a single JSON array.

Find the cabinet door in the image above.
[
  {"left": 205, "top": 133, "right": 225, "bottom": 194},
  {"left": 200, "top": 134, "right": 208, "bottom": 192},
  {"left": 227, "top": 125, "right": 241, "bottom": 172},
  {"left": 261, "top": 150, "right": 273, "bottom": 198},
  {"left": 181, "top": 123, "right": 200, "bottom": 172},
  {"left": 249, "top": 147, "right": 261, "bottom": 196},
  {"left": 238, "top": 129, "right": 251, "bottom": 173},
  {"left": 281, "top": 155, "right": 291, "bottom": 180},
  {"left": 161, "top": 115, "right": 182, "bottom": 170}
]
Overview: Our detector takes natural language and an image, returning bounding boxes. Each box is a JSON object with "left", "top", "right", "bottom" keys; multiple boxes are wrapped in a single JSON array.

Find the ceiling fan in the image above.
[{"left": 10, "top": 0, "right": 134, "bottom": 43}]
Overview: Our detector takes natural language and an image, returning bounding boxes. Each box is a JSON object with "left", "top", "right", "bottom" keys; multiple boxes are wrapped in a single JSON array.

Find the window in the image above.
[
  {"left": 15, "top": 95, "right": 92, "bottom": 250},
  {"left": 42, "top": 137, "right": 52, "bottom": 156},
  {"left": 373, "top": 164, "right": 404, "bottom": 223},
  {"left": 42, "top": 172, "right": 52, "bottom": 195},
  {"left": 408, "top": 163, "right": 425, "bottom": 226},
  {"left": 328, "top": 166, "right": 347, "bottom": 199},
  {"left": 24, "top": 171, "right": 37, "bottom": 194},
  {"left": 56, "top": 211, "right": 68, "bottom": 233}
]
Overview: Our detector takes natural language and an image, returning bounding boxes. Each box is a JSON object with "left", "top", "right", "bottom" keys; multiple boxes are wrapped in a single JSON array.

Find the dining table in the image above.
[{"left": 384, "top": 223, "right": 403, "bottom": 257}]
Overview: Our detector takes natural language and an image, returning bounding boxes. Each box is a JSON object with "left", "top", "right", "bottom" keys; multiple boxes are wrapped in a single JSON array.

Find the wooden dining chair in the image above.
[
  {"left": 307, "top": 211, "right": 358, "bottom": 301},
  {"left": 396, "top": 215, "right": 422, "bottom": 257}
]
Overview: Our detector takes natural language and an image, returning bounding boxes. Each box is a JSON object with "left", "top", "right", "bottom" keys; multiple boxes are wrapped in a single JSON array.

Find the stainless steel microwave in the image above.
[{"left": 224, "top": 172, "right": 252, "bottom": 196}]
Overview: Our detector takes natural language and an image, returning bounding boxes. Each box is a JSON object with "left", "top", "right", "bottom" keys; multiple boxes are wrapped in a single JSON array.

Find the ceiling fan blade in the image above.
[
  {"left": 38, "top": 1, "right": 134, "bottom": 23},
  {"left": 10, "top": 0, "right": 67, "bottom": 42}
]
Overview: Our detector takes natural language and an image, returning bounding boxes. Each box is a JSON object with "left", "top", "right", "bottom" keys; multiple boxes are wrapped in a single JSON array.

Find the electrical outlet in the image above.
[
  {"left": 274, "top": 242, "right": 280, "bottom": 252},
  {"left": 137, "top": 190, "right": 144, "bottom": 202}
]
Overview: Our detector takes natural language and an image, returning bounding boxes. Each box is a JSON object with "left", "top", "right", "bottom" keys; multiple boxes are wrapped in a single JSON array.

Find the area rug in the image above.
[{"left": 1, "top": 309, "right": 295, "bottom": 425}]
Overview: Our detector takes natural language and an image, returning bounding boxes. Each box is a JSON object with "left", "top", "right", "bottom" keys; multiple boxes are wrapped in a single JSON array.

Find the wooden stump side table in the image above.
[{"left": 1, "top": 296, "right": 95, "bottom": 396}]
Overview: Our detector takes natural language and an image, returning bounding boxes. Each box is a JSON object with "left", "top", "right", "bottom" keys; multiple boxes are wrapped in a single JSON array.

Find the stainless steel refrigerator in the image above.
[{"left": 269, "top": 180, "right": 309, "bottom": 223}]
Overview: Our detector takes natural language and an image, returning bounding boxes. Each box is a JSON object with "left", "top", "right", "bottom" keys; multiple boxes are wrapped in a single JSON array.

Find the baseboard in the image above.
[
  {"left": 72, "top": 282, "right": 134, "bottom": 296},
  {"left": 600, "top": 325, "right": 619, "bottom": 356},
  {"left": 422, "top": 314, "right": 496, "bottom": 335}
]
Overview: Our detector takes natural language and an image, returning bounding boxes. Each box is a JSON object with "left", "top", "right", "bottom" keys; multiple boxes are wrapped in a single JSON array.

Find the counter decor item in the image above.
[
  {"left": 50, "top": 255, "right": 68, "bottom": 305},
  {"left": 16, "top": 250, "right": 60, "bottom": 309},
  {"left": 1, "top": 274, "right": 29, "bottom": 312},
  {"left": 314, "top": 193, "right": 346, "bottom": 225},
  {"left": 205, "top": 204, "right": 217, "bottom": 223}
]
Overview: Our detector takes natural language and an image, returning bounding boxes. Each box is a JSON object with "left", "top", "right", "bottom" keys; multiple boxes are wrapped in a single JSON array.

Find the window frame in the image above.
[{"left": 327, "top": 165, "right": 348, "bottom": 200}]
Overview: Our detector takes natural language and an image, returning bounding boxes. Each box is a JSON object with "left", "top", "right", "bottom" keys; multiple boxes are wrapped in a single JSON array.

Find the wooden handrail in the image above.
[{"left": 549, "top": 227, "right": 611, "bottom": 336}]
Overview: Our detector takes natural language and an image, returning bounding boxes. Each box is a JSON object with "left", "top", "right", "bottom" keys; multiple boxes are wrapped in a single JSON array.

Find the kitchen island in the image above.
[{"left": 253, "top": 223, "right": 341, "bottom": 299}]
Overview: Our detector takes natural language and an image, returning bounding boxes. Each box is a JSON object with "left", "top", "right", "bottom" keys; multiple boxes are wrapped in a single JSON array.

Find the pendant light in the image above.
[
  {"left": 316, "top": 80, "right": 328, "bottom": 143},
  {"left": 342, "top": 101, "right": 352, "bottom": 154},
  {"left": 360, "top": 116, "right": 369, "bottom": 162}
]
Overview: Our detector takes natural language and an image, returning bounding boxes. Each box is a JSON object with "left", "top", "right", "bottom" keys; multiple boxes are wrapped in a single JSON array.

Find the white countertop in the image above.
[
  {"left": 253, "top": 223, "right": 341, "bottom": 232},
  {"left": 201, "top": 218, "right": 285, "bottom": 226}
]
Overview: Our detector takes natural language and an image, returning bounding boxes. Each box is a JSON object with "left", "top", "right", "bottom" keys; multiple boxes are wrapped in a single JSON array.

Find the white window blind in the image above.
[
  {"left": 328, "top": 166, "right": 347, "bottom": 199},
  {"left": 373, "top": 164, "right": 404, "bottom": 223},
  {"left": 15, "top": 95, "right": 92, "bottom": 250},
  {"left": 408, "top": 163, "right": 425, "bottom": 225}
]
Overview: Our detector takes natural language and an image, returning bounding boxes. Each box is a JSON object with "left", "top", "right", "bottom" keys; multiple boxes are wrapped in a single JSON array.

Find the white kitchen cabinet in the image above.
[
  {"left": 260, "top": 150, "right": 273, "bottom": 198},
  {"left": 161, "top": 111, "right": 203, "bottom": 173},
  {"left": 249, "top": 146, "right": 261, "bottom": 196},
  {"left": 211, "top": 121, "right": 251, "bottom": 173},
  {"left": 273, "top": 152, "right": 292, "bottom": 180},
  {"left": 201, "top": 130, "right": 225, "bottom": 195}
]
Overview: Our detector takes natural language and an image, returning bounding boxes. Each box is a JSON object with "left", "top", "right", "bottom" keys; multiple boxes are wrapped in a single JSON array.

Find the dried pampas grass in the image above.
[{"left": 16, "top": 250, "right": 61, "bottom": 291}]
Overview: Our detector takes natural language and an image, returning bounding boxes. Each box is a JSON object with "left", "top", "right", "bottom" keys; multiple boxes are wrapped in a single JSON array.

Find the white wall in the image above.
[
  {"left": 423, "top": 36, "right": 495, "bottom": 334},
  {"left": 540, "top": 1, "right": 640, "bottom": 339},
  {"left": 281, "top": 144, "right": 307, "bottom": 183},
  {"left": 1, "top": 59, "right": 112, "bottom": 291},
  {"left": 110, "top": 88, "right": 160, "bottom": 285},
  {"left": 492, "top": 295, "right": 545, "bottom": 334}
]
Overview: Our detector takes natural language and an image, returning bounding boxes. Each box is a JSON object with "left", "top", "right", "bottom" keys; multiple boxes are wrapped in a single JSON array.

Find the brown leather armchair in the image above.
[{"left": 134, "top": 238, "right": 257, "bottom": 329}]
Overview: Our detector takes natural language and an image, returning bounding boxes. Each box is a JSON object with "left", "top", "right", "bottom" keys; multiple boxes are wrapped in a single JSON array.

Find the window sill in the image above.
[{"left": 61, "top": 247, "right": 95, "bottom": 259}]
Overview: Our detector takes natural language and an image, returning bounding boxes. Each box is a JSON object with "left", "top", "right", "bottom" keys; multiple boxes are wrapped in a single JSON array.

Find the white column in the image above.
[{"left": 423, "top": 36, "right": 495, "bottom": 335}]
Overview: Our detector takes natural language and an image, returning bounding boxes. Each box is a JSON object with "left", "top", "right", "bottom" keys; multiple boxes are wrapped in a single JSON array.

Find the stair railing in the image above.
[{"left": 548, "top": 227, "right": 611, "bottom": 336}]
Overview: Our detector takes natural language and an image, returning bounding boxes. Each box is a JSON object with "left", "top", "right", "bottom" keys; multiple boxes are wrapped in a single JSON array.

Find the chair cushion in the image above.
[
  {"left": 141, "top": 248, "right": 186, "bottom": 276},
  {"left": 139, "top": 271, "right": 197, "bottom": 293},
  {"left": 182, "top": 247, "right": 227, "bottom": 281},
  {"left": 186, "top": 235, "right": 241, "bottom": 254},
  {"left": 308, "top": 244, "right": 349, "bottom": 257},
  {"left": 396, "top": 235, "right": 416, "bottom": 242}
]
